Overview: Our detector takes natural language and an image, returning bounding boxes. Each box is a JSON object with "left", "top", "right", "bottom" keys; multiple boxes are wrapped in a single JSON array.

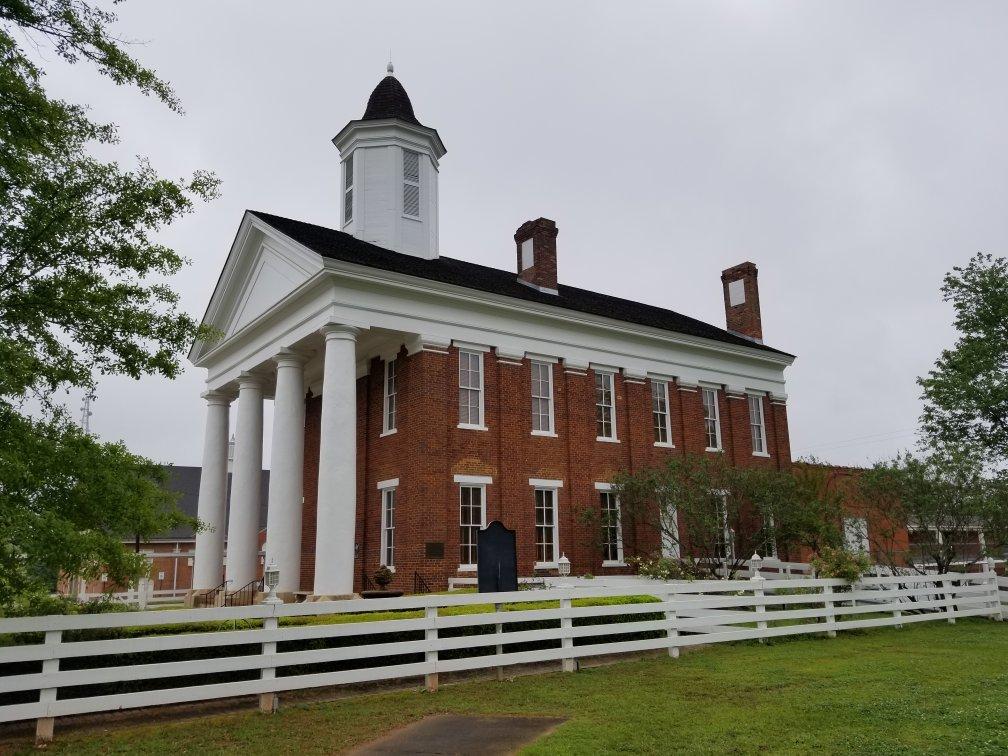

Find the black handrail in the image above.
[
  {"left": 361, "top": 573, "right": 376, "bottom": 592},
  {"left": 225, "top": 578, "right": 262, "bottom": 607},
  {"left": 413, "top": 571, "right": 432, "bottom": 594},
  {"left": 194, "top": 579, "right": 227, "bottom": 608}
]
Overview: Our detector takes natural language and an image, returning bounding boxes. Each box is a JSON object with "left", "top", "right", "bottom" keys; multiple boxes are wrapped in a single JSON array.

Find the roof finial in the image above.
[{"left": 387, "top": 56, "right": 393, "bottom": 76}]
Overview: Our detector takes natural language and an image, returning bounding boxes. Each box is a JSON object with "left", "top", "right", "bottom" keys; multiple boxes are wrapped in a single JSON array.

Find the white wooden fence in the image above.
[
  {"left": 0, "top": 570, "right": 1002, "bottom": 744},
  {"left": 999, "top": 576, "right": 1008, "bottom": 607}
]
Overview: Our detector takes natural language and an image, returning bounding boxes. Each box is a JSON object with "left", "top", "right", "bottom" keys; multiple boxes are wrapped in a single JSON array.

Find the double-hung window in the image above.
[
  {"left": 598, "top": 486, "right": 624, "bottom": 564},
  {"left": 651, "top": 379, "right": 672, "bottom": 446},
  {"left": 377, "top": 479, "right": 398, "bottom": 568},
  {"left": 458, "top": 350, "right": 484, "bottom": 428},
  {"left": 748, "top": 394, "right": 767, "bottom": 456},
  {"left": 701, "top": 386, "right": 722, "bottom": 451},
  {"left": 343, "top": 154, "right": 353, "bottom": 225},
  {"left": 532, "top": 484, "right": 561, "bottom": 566},
  {"left": 531, "top": 361, "right": 554, "bottom": 435},
  {"left": 713, "top": 491, "right": 734, "bottom": 566},
  {"left": 403, "top": 149, "right": 421, "bottom": 219},
  {"left": 458, "top": 483, "right": 486, "bottom": 568},
  {"left": 382, "top": 358, "right": 397, "bottom": 434},
  {"left": 595, "top": 371, "right": 617, "bottom": 440}
]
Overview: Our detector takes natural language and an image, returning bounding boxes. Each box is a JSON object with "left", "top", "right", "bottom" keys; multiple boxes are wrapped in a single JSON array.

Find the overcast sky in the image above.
[{"left": 28, "top": 1, "right": 1008, "bottom": 468}]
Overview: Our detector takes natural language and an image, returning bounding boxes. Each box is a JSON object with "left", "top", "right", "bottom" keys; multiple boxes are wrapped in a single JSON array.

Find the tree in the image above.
[
  {"left": 0, "top": 1, "right": 217, "bottom": 608},
  {"left": 598, "top": 454, "right": 843, "bottom": 578},
  {"left": 918, "top": 253, "right": 1008, "bottom": 466},
  {"left": 858, "top": 446, "right": 1007, "bottom": 575}
]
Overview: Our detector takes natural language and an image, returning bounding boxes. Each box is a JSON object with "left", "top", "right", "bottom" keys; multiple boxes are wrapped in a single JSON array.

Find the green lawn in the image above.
[{"left": 12, "top": 619, "right": 1008, "bottom": 755}]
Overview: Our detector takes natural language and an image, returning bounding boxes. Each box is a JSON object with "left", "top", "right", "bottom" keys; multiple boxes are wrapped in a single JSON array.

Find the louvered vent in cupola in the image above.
[
  {"left": 343, "top": 154, "right": 353, "bottom": 225},
  {"left": 403, "top": 149, "right": 420, "bottom": 218}
]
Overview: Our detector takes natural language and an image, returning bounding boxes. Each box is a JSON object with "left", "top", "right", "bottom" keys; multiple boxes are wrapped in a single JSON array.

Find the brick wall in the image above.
[{"left": 301, "top": 348, "right": 793, "bottom": 593}]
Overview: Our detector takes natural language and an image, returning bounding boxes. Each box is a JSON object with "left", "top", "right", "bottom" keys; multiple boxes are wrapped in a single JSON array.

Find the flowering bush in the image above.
[
  {"left": 810, "top": 546, "right": 872, "bottom": 583},
  {"left": 627, "top": 555, "right": 700, "bottom": 582}
]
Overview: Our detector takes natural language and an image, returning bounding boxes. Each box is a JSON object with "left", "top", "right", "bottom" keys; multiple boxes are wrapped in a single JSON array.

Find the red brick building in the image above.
[{"left": 187, "top": 68, "right": 796, "bottom": 598}]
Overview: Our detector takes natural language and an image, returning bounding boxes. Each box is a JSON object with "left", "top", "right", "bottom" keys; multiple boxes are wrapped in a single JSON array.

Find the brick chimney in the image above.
[
  {"left": 514, "top": 218, "right": 559, "bottom": 293},
  {"left": 721, "top": 262, "right": 763, "bottom": 342}
]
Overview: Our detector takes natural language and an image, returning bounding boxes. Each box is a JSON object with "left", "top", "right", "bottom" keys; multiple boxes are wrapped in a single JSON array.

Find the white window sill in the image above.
[
  {"left": 457, "top": 423, "right": 489, "bottom": 432},
  {"left": 532, "top": 430, "right": 558, "bottom": 438},
  {"left": 752, "top": 451, "right": 771, "bottom": 458},
  {"left": 379, "top": 564, "right": 396, "bottom": 573},
  {"left": 379, "top": 428, "right": 397, "bottom": 438},
  {"left": 653, "top": 441, "right": 676, "bottom": 448},
  {"left": 596, "top": 436, "right": 620, "bottom": 444},
  {"left": 457, "top": 565, "right": 477, "bottom": 572},
  {"left": 535, "top": 562, "right": 558, "bottom": 570},
  {"left": 705, "top": 447, "right": 723, "bottom": 453},
  {"left": 402, "top": 214, "right": 421, "bottom": 222},
  {"left": 602, "top": 561, "right": 627, "bottom": 568}
]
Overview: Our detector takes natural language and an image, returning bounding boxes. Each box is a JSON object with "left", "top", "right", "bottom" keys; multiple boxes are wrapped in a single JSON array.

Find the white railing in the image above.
[
  {"left": 999, "top": 576, "right": 1008, "bottom": 607},
  {"left": 1, "top": 570, "right": 1001, "bottom": 744}
]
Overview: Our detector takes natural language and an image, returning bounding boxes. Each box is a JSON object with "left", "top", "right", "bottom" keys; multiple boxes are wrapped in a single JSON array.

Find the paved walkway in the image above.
[{"left": 349, "top": 714, "right": 567, "bottom": 755}]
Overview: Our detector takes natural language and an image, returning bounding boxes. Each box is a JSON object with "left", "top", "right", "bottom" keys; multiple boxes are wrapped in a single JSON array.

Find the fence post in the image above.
[
  {"left": 983, "top": 556, "right": 999, "bottom": 620},
  {"left": 35, "top": 629, "right": 62, "bottom": 746},
  {"left": 425, "top": 606, "right": 439, "bottom": 692},
  {"left": 259, "top": 616, "right": 279, "bottom": 713},
  {"left": 560, "top": 597, "right": 576, "bottom": 672},
  {"left": 941, "top": 576, "right": 956, "bottom": 624},
  {"left": 823, "top": 584, "right": 837, "bottom": 638},
  {"left": 494, "top": 602, "right": 505, "bottom": 680},
  {"left": 889, "top": 579, "right": 903, "bottom": 629},
  {"left": 665, "top": 588, "right": 680, "bottom": 659},
  {"left": 752, "top": 576, "right": 768, "bottom": 643}
]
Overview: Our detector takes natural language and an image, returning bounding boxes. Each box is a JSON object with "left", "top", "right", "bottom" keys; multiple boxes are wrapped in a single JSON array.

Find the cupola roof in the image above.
[{"left": 361, "top": 70, "right": 424, "bottom": 127}]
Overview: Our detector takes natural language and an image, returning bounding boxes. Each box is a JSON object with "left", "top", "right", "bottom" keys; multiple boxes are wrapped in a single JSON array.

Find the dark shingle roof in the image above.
[
  {"left": 249, "top": 211, "right": 793, "bottom": 358},
  {"left": 160, "top": 466, "right": 268, "bottom": 540},
  {"left": 362, "top": 75, "right": 423, "bottom": 127}
]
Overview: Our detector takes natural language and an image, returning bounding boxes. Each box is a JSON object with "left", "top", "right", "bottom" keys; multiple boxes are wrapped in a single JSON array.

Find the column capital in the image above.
[
  {"left": 201, "top": 390, "right": 232, "bottom": 407},
  {"left": 320, "top": 324, "right": 361, "bottom": 342},
  {"left": 236, "top": 372, "right": 265, "bottom": 391},
  {"left": 273, "top": 349, "right": 309, "bottom": 369}
]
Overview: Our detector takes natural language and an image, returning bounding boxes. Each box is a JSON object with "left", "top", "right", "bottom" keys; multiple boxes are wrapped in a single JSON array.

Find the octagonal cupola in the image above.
[{"left": 332, "top": 64, "right": 446, "bottom": 259}]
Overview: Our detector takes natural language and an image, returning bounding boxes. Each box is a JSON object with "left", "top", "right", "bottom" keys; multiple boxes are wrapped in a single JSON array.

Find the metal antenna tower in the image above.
[{"left": 80, "top": 389, "right": 96, "bottom": 434}]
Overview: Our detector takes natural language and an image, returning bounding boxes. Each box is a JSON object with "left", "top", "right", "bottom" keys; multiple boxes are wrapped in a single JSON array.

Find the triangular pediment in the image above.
[{"left": 189, "top": 212, "right": 326, "bottom": 364}]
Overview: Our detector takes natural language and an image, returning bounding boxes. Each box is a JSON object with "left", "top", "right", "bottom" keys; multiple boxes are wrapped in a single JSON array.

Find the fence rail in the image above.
[{"left": 1, "top": 569, "right": 1002, "bottom": 743}]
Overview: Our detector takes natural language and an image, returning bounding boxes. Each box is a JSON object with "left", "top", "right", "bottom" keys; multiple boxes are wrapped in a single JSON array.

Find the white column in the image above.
[
  {"left": 313, "top": 325, "right": 360, "bottom": 596},
  {"left": 193, "top": 391, "right": 231, "bottom": 590},
  {"left": 265, "top": 351, "right": 306, "bottom": 593},
  {"left": 226, "top": 373, "right": 264, "bottom": 588}
]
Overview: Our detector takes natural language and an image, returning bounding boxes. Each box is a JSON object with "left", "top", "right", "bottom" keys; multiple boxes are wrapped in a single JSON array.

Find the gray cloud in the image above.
[{"left": 33, "top": 1, "right": 1008, "bottom": 467}]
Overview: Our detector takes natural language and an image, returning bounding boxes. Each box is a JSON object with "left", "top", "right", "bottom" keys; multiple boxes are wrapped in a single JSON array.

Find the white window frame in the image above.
[
  {"left": 713, "top": 490, "right": 734, "bottom": 570},
  {"left": 379, "top": 481, "right": 397, "bottom": 572},
  {"left": 455, "top": 474, "right": 490, "bottom": 570},
  {"left": 748, "top": 393, "right": 769, "bottom": 457},
  {"left": 530, "top": 478, "right": 563, "bottom": 568},
  {"left": 402, "top": 148, "right": 421, "bottom": 220},
  {"left": 596, "top": 482, "right": 625, "bottom": 566},
  {"left": 843, "top": 517, "right": 869, "bottom": 554},
  {"left": 651, "top": 379, "right": 673, "bottom": 447},
  {"left": 530, "top": 360, "right": 556, "bottom": 436},
  {"left": 382, "top": 358, "right": 397, "bottom": 435},
  {"left": 342, "top": 154, "right": 353, "bottom": 226},
  {"left": 458, "top": 349, "right": 486, "bottom": 430},
  {"left": 701, "top": 385, "right": 723, "bottom": 451},
  {"left": 595, "top": 370, "right": 618, "bottom": 442}
]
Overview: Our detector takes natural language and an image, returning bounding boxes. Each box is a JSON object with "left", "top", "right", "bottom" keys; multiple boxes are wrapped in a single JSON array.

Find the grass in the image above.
[{"left": 9, "top": 618, "right": 1007, "bottom": 754}]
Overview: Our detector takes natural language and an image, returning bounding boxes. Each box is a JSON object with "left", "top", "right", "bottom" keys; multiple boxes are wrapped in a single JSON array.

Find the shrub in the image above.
[
  {"left": 627, "top": 555, "right": 701, "bottom": 581},
  {"left": 810, "top": 546, "right": 872, "bottom": 583},
  {"left": 374, "top": 566, "right": 393, "bottom": 589}
]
